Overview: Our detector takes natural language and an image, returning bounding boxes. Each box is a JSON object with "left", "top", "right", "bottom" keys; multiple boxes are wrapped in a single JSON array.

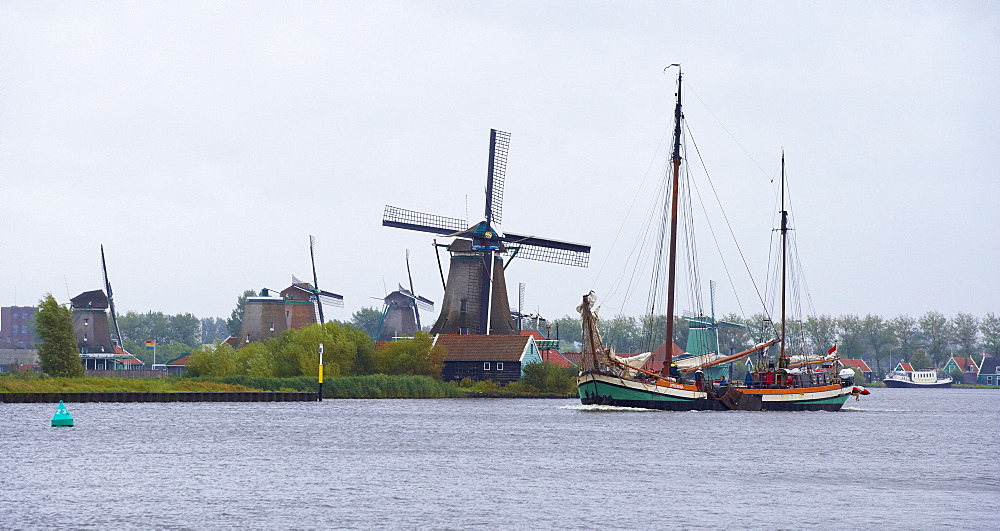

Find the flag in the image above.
[
  {"left": 827, "top": 344, "right": 838, "bottom": 356},
  {"left": 145, "top": 340, "right": 155, "bottom": 350}
]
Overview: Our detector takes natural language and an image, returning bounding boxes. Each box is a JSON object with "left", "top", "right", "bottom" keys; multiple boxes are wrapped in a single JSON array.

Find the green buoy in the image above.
[{"left": 51, "top": 400, "right": 74, "bottom": 427}]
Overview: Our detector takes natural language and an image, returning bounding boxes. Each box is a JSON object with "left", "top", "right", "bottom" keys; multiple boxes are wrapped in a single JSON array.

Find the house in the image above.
[
  {"left": 894, "top": 361, "right": 915, "bottom": 372},
  {"left": 434, "top": 334, "right": 543, "bottom": 383},
  {"left": 840, "top": 359, "right": 873, "bottom": 381},
  {"left": 977, "top": 357, "right": 999, "bottom": 386},
  {"left": 520, "top": 330, "right": 578, "bottom": 368},
  {"left": 942, "top": 356, "right": 980, "bottom": 384},
  {"left": 165, "top": 354, "right": 191, "bottom": 376}
]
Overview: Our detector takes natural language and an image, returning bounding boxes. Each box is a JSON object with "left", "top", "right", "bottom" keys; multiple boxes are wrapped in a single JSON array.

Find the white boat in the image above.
[{"left": 883, "top": 370, "right": 952, "bottom": 388}]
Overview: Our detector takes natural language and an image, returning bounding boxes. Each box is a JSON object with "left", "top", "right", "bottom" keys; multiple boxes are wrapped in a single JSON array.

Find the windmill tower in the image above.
[
  {"left": 382, "top": 129, "right": 590, "bottom": 335},
  {"left": 72, "top": 246, "right": 126, "bottom": 369},
  {"left": 375, "top": 250, "right": 435, "bottom": 341},
  {"left": 238, "top": 236, "right": 343, "bottom": 346}
]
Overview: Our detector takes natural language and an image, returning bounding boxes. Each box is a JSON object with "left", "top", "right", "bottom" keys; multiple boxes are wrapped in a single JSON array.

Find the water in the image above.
[{"left": 1, "top": 389, "right": 997, "bottom": 529}]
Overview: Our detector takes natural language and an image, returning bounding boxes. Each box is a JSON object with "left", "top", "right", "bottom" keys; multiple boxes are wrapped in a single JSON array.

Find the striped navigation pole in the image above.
[{"left": 318, "top": 343, "right": 324, "bottom": 402}]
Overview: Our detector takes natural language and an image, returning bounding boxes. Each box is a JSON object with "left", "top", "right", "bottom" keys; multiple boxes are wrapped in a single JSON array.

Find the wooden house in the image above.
[
  {"left": 942, "top": 356, "right": 980, "bottom": 384},
  {"left": 434, "top": 334, "right": 543, "bottom": 383},
  {"left": 977, "top": 357, "right": 999, "bottom": 386},
  {"left": 520, "top": 330, "right": 578, "bottom": 368},
  {"left": 840, "top": 358, "right": 873, "bottom": 381}
]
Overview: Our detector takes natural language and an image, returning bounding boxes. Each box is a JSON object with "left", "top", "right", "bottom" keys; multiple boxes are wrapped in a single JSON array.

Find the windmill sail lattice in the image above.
[{"left": 381, "top": 128, "right": 591, "bottom": 335}]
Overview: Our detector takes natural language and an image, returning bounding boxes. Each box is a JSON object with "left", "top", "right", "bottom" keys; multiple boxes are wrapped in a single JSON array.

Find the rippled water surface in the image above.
[{"left": 2, "top": 389, "right": 997, "bottom": 529}]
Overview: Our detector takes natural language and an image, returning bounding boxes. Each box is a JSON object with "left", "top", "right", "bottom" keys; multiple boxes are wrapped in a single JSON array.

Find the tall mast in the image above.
[
  {"left": 664, "top": 65, "right": 683, "bottom": 373},
  {"left": 779, "top": 150, "right": 788, "bottom": 366}
]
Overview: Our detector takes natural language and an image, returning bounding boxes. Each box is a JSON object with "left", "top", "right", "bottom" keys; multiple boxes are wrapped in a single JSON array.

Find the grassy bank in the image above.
[
  {"left": 1, "top": 373, "right": 578, "bottom": 398},
  {"left": 0, "top": 373, "right": 254, "bottom": 393}
]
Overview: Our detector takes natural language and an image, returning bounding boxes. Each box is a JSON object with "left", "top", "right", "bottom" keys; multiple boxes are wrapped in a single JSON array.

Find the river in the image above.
[{"left": 1, "top": 388, "right": 997, "bottom": 529}]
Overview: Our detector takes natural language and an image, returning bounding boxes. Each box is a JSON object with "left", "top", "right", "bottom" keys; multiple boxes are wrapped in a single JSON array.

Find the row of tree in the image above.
[
  {"left": 185, "top": 326, "right": 446, "bottom": 379},
  {"left": 551, "top": 311, "right": 1000, "bottom": 374}
]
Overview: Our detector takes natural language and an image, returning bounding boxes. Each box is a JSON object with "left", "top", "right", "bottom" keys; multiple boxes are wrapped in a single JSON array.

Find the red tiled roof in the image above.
[
  {"left": 840, "top": 358, "right": 872, "bottom": 372},
  {"left": 121, "top": 357, "right": 143, "bottom": 365},
  {"left": 166, "top": 355, "right": 191, "bottom": 366},
  {"left": 898, "top": 362, "right": 914, "bottom": 372},
  {"left": 434, "top": 334, "right": 531, "bottom": 362},
  {"left": 951, "top": 357, "right": 979, "bottom": 372},
  {"left": 641, "top": 340, "right": 685, "bottom": 372},
  {"left": 543, "top": 350, "right": 581, "bottom": 368}
]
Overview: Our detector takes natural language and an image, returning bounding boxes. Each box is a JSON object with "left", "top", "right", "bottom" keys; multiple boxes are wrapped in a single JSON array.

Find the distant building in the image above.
[
  {"left": 1, "top": 306, "right": 38, "bottom": 349},
  {"left": 377, "top": 290, "right": 420, "bottom": 342},
  {"left": 434, "top": 334, "right": 542, "bottom": 383},
  {"left": 0, "top": 346, "right": 38, "bottom": 373},
  {"left": 942, "top": 356, "right": 980, "bottom": 384},
  {"left": 976, "top": 357, "right": 999, "bottom": 386},
  {"left": 520, "top": 330, "right": 577, "bottom": 368},
  {"left": 237, "top": 283, "right": 328, "bottom": 347},
  {"left": 840, "top": 359, "right": 873, "bottom": 381}
]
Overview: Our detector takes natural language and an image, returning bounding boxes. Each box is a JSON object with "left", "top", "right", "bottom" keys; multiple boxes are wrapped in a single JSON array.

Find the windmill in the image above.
[
  {"left": 382, "top": 129, "right": 590, "bottom": 335},
  {"left": 374, "top": 250, "right": 435, "bottom": 341}
]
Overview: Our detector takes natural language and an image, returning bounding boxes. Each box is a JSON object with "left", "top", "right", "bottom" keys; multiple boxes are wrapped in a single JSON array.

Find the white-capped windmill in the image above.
[
  {"left": 375, "top": 250, "right": 435, "bottom": 341},
  {"left": 382, "top": 129, "right": 591, "bottom": 335}
]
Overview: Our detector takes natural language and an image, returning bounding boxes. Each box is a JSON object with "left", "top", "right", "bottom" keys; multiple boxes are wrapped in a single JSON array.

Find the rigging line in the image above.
[
  {"left": 685, "top": 80, "right": 772, "bottom": 181},
  {"left": 604, "top": 158, "right": 670, "bottom": 309},
  {"left": 684, "top": 120, "right": 772, "bottom": 326},
  {"left": 781, "top": 166, "right": 818, "bottom": 317},
  {"left": 590, "top": 121, "right": 673, "bottom": 293},
  {"left": 684, "top": 136, "right": 751, "bottom": 321}
]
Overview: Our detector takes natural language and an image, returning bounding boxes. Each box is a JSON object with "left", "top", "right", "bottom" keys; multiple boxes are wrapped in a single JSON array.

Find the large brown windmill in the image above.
[{"left": 382, "top": 129, "right": 590, "bottom": 335}]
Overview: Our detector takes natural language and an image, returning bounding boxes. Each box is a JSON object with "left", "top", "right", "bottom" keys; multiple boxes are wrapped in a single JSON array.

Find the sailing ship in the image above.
[{"left": 577, "top": 67, "right": 858, "bottom": 411}]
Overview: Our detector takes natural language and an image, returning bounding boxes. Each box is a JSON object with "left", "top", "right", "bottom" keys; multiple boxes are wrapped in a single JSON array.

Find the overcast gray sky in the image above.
[{"left": 2, "top": 1, "right": 997, "bottom": 325}]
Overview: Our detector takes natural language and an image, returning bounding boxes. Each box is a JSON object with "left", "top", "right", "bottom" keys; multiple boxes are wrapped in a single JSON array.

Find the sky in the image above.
[{"left": 1, "top": 1, "right": 997, "bottom": 326}]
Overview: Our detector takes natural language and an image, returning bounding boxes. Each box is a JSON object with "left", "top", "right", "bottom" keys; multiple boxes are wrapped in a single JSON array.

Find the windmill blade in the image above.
[
  {"left": 501, "top": 232, "right": 591, "bottom": 267},
  {"left": 383, "top": 205, "right": 468, "bottom": 236},
  {"left": 484, "top": 129, "right": 510, "bottom": 226},
  {"left": 414, "top": 295, "right": 434, "bottom": 313},
  {"left": 309, "top": 235, "right": 326, "bottom": 324},
  {"left": 100, "top": 245, "right": 123, "bottom": 345},
  {"left": 318, "top": 290, "right": 345, "bottom": 308}
]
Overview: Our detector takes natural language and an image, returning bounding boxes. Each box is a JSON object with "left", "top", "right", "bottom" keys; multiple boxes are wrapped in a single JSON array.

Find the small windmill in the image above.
[
  {"left": 383, "top": 129, "right": 590, "bottom": 335},
  {"left": 374, "top": 250, "right": 434, "bottom": 341}
]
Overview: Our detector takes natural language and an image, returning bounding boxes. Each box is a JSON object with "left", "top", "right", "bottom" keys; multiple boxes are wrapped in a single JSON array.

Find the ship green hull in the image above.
[{"left": 578, "top": 374, "right": 851, "bottom": 412}]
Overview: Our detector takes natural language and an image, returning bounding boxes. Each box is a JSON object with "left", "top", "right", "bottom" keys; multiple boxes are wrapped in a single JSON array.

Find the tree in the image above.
[
  {"left": 169, "top": 313, "right": 201, "bottom": 347},
  {"left": 521, "top": 362, "right": 576, "bottom": 393},
  {"left": 862, "top": 314, "right": 894, "bottom": 375},
  {"left": 837, "top": 314, "right": 868, "bottom": 360},
  {"left": 951, "top": 313, "right": 979, "bottom": 357},
  {"left": 803, "top": 315, "right": 837, "bottom": 356},
  {"left": 374, "top": 331, "right": 444, "bottom": 377},
  {"left": 552, "top": 315, "right": 582, "bottom": 346},
  {"left": 201, "top": 317, "right": 229, "bottom": 343},
  {"left": 887, "top": 314, "right": 919, "bottom": 362},
  {"left": 599, "top": 315, "right": 641, "bottom": 353},
  {"left": 350, "top": 307, "right": 383, "bottom": 339},
  {"left": 226, "top": 289, "right": 257, "bottom": 337},
  {"left": 909, "top": 349, "right": 931, "bottom": 370},
  {"left": 980, "top": 313, "right": 1000, "bottom": 358},
  {"left": 35, "top": 294, "right": 84, "bottom": 377},
  {"left": 918, "top": 311, "right": 952, "bottom": 367},
  {"left": 718, "top": 313, "right": 752, "bottom": 353}
]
